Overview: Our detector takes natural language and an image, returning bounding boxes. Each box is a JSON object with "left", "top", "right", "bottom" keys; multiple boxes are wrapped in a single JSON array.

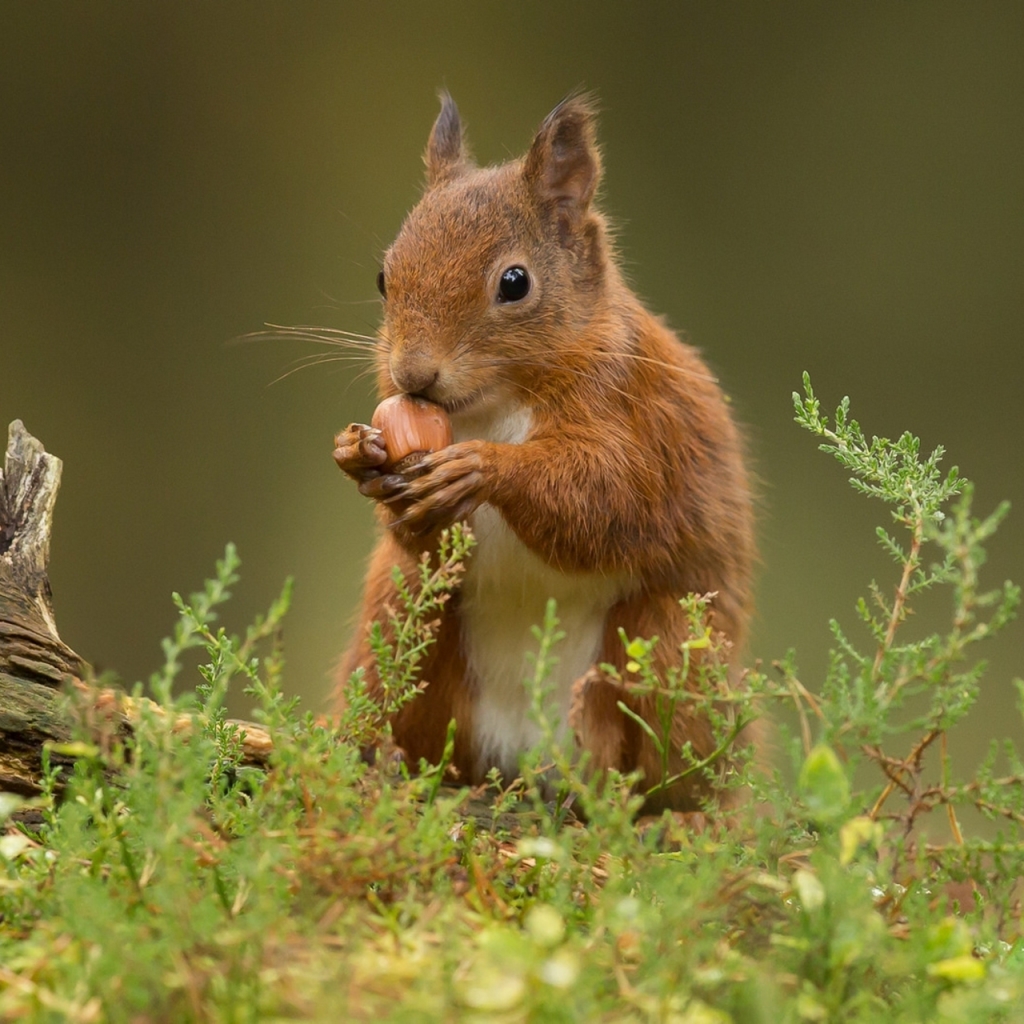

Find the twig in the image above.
[
  {"left": 871, "top": 520, "right": 922, "bottom": 688},
  {"left": 867, "top": 728, "right": 940, "bottom": 821}
]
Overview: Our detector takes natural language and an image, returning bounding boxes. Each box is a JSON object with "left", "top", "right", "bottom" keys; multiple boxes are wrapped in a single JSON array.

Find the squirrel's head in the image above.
[{"left": 377, "top": 92, "right": 612, "bottom": 414}]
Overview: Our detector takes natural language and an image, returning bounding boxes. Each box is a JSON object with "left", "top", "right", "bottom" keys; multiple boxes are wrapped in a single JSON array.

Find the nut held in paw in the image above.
[{"left": 371, "top": 394, "right": 453, "bottom": 473}]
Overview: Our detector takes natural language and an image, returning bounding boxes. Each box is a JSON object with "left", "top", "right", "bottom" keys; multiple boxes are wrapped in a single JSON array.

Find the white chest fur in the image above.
[{"left": 452, "top": 401, "right": 628, "bottom": 780}]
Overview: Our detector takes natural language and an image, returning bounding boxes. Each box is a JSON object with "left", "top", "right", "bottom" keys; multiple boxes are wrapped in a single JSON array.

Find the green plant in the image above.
[
  {"left": 0, "top": 375, "right": 1021, "bottom": 1023},
  {"left": 789, "top": 373, "right": 1021, "bottom": 854},
  {"left": 602, "top": 591, "right": 760, "bottom": 803},
  {"left": 341, "top": 522, "right": 474, "bottom": 749}
]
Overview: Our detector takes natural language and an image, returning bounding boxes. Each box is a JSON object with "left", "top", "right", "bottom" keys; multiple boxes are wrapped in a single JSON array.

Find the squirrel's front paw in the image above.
[
  {"left": 332, "top": 424, "right": 407, "bottom": 500},
  {"left": 386, "top": 441, "right": 489, "bottom": 535}
]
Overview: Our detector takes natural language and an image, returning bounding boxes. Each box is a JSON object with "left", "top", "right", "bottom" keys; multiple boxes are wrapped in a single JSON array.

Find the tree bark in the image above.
[{"left": 0, "top": 420, "right": 271, "bottom": 806}]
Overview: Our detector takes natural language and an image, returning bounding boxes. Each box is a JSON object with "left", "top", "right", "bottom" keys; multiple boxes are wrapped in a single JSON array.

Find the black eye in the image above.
[
  {"left": 376, "top": 270, "right": 386, "bottom": 299},
  {"left": 497, "top": 265, "right": 530, "bottom": 303}
]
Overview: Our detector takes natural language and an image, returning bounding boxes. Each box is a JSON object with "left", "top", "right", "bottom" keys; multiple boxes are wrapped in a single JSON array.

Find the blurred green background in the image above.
[{"left": 2, "top": 4, "right": 1021, "bottom": 756}]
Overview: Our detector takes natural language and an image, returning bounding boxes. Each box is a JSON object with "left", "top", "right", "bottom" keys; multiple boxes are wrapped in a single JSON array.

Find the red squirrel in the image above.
[{"left": 333, "top": 93, "right": 756, "bottom": 811}]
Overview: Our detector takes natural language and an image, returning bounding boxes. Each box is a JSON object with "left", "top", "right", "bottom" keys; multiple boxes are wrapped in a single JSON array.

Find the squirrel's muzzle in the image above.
[{"left": 389, "top": 349, "right": 441, "bottom": 397}]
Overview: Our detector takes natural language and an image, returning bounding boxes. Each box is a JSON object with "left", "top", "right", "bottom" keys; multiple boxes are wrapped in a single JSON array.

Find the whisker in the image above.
[
  {"left": 595, "top": 350, "right": 719, "bottom": 384},
  {"left": 278, "top": 324, "right": 379, "bottom": 341},
  {"left": 348, "top": 364, "right": 382, "bottom": 390},
  {"left": 272, "top": 324, "right": 379, "bottom": 346},
  {"left": 234, "top": 324, "right": 379, "bottom": 351},
  {"left": 287, "top": 351, "right": 374, "bottom": 368},
  {"left": 265, "top": 353, "right": 365, "bottom": 387}
]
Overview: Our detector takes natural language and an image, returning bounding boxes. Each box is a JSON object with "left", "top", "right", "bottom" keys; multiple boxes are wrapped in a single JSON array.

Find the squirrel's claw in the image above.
[
  {"left": 388, "top": 442, "right": 487, "bottom": 534},
  {"left": 333, "top": 423, "right": 387, "bottom": 481},
  {"left": 358, "top": 473, "right": 407, "bottom": 500},
  {"left": 392, "top": 489, "right": 482, "bottom": 536}
]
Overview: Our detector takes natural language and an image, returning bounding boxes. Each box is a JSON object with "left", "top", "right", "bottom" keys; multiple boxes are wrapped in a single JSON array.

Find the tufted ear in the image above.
[
  {"left": 523, "top": 92, "right": 601, "bottom": 231},
  {"left": 424, "top": 91, "right": 471, "bottom": 186}
]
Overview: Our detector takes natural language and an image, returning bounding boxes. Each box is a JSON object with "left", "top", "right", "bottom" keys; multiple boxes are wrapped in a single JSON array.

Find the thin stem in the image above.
[
  {"left": 779, "top": 669, "right": 826, "bottom": 755},
  {"left": 644, "top": 717, "right": 749, "bottom": 798},
  {"left": 872, "top": 519, "right": 923, "bottom": 690},
  {"left": 941, "top": 731, "right": 964, "bottom": 845}
]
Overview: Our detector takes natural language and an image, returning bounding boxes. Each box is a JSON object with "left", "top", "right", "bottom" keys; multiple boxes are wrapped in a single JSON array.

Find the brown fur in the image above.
[{"left": 334, "top": 93, "right": 756, "bottom": 810}]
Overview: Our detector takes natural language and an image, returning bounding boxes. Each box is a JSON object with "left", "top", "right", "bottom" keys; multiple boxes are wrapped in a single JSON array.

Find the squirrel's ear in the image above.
[
  {"left": 524, "top": 93, "right": 601, "bottom": 227},
  {"left": 424, "top": 91, "right": 471, "bottom": 186}
]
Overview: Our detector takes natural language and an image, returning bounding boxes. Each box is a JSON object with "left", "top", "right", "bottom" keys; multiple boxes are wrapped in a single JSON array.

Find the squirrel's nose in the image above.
[{"left": 390, "top": 352, "right": 439, "bottom": 397}]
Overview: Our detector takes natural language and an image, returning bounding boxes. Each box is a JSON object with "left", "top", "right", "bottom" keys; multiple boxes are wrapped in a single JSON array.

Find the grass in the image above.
[{"left": 1, "top": 373, "right": 1021, "bottom": 1022}]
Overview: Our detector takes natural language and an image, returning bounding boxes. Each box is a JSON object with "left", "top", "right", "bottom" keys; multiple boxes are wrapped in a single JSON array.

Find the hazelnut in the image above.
[{"left": 371, "top": 394, "right": 453, "bottom": 473}]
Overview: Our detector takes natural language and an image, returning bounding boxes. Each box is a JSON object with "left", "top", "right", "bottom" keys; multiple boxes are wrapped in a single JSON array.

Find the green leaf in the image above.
[
  {"left": 798, "top": 744, "right": 850, "bottom": 820},
  {"left": 625, "top": 638, "right": 648, "bottom": 659},
  {"left": 839, "top": 816, "right": 883, "bottom": 865},
  {"left": 926, "top": 956, "right": 985, "bottom": 983},
  {"left": 793, "top": 868, "right": 826, "bottom": 912}
]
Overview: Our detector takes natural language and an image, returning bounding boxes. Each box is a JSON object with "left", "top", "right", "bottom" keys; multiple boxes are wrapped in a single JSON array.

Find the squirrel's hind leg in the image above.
[{"left": 571, "top": 592, "right": 730, "bottom": 814}]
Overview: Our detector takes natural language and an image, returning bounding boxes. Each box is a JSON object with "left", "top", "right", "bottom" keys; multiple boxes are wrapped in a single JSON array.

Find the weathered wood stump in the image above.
[{"left": 0, "top": 420, "right": 271, "bottom": 804}]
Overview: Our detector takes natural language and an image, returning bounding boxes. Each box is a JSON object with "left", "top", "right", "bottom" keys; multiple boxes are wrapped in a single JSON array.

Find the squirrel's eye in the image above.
[
  {"left": 497, "top": 265, "right": 530, "bottom": 303},
  {"left": 376, "top": 270, "right": 387, "bottom": 299}
]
